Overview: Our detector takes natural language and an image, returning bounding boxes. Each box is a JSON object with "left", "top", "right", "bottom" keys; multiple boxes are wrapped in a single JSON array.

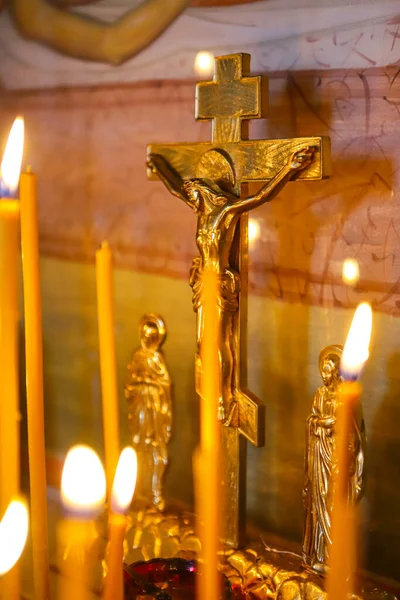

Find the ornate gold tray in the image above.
[{"left": 122, "top": 505, "right": 396, "bottom": 600}]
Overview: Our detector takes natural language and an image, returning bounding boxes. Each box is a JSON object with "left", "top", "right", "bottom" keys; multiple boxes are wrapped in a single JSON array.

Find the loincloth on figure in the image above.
[{"left": 189, "top": 256, "right": 240, "bottom": 313}]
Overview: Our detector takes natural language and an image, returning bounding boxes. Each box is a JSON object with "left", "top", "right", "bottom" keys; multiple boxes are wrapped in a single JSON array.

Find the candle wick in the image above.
[
  {"left": 26, "top": 165, "right": 32, "bottom": 174},
  {"left": 101, "top": 240, "right": 110, "bottom": 250}
]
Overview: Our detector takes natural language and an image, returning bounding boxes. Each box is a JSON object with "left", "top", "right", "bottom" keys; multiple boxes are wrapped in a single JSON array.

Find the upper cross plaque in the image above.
[{"left": 196, "top": 53, "right": 266, "bottom": 144}]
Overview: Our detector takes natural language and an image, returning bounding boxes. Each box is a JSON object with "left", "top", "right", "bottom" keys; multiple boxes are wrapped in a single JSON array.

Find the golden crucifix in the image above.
[{"left": 147, "top": 53, "right": 331, "bottom": 547}]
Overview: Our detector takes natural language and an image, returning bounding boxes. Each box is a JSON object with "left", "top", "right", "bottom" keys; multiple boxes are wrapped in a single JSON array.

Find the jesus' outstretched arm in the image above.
[{"left": 225, "top": 146, "right": 316, "bottom": 215}]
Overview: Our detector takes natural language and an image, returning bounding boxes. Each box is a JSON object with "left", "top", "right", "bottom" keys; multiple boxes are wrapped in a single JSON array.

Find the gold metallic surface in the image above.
[
  {"left": 125, "top": 314, "right": 172, "bottom": 512},
  {"left": 147, "top": 53, "right": 331, "bottom": 548},
  {"left": 302, "top": 345, "right": 366, "bottom": 576},
  {"left": 195, "top": 53, "right": 267, "bottom": 144},
  {"left": 147, "top": 138, "right": 331, "bottom": 184},
  {"left": 125, "top": 506, "right": 395, "bottom": 600}
]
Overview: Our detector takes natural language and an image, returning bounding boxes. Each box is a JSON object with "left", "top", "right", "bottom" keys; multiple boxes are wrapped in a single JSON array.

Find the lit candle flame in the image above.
[
  {"left": 341, "top": 302, "right": 372, "bottom": 381},
  {"left": 0, "top": 499, "right": 29, "bottom": 575},
  {"left": 194, "top": 51, "right": 214, "bottom": 76},
  {"left": 1, "top": 117, "right": 24, "bottom": 195},
  {"left": 342, "top": 258, "right": 359, "bottom": 286},
  {"left": 61, "top": 445, "right": 106, "bottom": 517},
  {"left": 111, "top": 447, "right": 137, "bottom": 515}
]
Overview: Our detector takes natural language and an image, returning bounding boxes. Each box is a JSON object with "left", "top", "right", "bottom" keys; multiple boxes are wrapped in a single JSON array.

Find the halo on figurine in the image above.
[
  {"left": 196, "top": 148, "right": 236, "bottom": 194},
  {"left": 139, "top": 313, "right": 167, "bottom": 348},
  {"left": 318, "top": 344, "right": 343, "bottom": 377}
]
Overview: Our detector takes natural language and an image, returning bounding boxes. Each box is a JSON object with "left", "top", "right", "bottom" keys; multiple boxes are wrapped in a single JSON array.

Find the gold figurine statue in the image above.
[
  {"left": 125, "top": 314, "right": 172, "bottom": 511},
  {"left": 302, "top": 345, "right": 366, "bottom": 574},
  {"left": 147, "top": 147, "right": 314, "bottom": 422}
]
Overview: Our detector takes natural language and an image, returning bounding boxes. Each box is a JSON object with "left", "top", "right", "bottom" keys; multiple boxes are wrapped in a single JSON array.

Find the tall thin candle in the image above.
[
  {"left": 20, "top": 167, "right": 50, "bottom": 600},
  {"left": 103, "top": 447, "right": 137, "bottom": 600},
  {"left": 58, "top": 446, "right": 106, "bottom": 600},
  {"left": 0, "top": 201, "right": 20, "bottom": 513},
  {"left": 96, "top": 241, "right": 120, "bottom": 497},
  {"left": 196, "top": 266, "right": 221, "bottom": 600},
  {"left": 327, "top": 303, "right": 372, "bottom": 600},
  {"left": 0, "top": 117, "right": 24, "bottom": 600}
]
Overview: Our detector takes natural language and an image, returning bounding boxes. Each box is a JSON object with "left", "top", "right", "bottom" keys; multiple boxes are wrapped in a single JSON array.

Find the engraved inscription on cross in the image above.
[{"left": 147, "top": 53, "right": 330, "bottom": 547}]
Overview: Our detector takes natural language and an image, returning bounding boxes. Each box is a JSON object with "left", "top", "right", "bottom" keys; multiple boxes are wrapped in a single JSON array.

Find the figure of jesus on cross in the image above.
[
  {"left": 148, "top": 146, "right": 313, "bottom": 416},
  {"left": 147, "top": 53, "right": 330, "bottom": 547}
]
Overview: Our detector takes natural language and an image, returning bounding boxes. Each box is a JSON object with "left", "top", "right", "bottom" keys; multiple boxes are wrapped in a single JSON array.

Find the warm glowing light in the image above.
[
  {"left": 342, "top": 258, "right": 359, "bottom": 286},
  {"left": 1, "top": 117, "right": 24, "bottom": 195},
  {"left": 248, "top": 218, "right": 260, "bottom": 244},
  {"left": 0, "top": 500, "right": 29, "bottom": 575},
  {"left": 61, "top": 445, "right": 106, "bottom": 516},
  {"left": 111, "top": 447, "right": 137, "bottom": 514},
  {"left": 341, "top": 302, "right": 372, "bottom": 380},
  {"left": 194, "top": 51, "right": 214, "bottom": 76}
]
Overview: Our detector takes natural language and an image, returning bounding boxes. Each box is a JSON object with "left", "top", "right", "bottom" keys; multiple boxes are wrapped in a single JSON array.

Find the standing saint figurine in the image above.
[
  {"left": 147, "top": 146, "right": 315, "bottom": 422},
  {"left": 125, "top": 314, "right": 172, "bottom": 511},
  {"left": 302, "top": 345, "right": 366, "bottom": 574}
]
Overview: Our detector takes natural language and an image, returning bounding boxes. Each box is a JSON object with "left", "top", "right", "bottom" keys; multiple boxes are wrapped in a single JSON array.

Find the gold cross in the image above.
[{"left": 148, "top": 53, "right": 330, "bottom": 547}]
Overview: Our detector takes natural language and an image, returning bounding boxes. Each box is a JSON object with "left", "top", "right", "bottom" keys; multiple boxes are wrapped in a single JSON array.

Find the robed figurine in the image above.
[
  {"left": 302, "top": 345, "right": 366, "bottom": 574},
  {"left": 125, "top": 314, "right": 172, "bottom": 511}
]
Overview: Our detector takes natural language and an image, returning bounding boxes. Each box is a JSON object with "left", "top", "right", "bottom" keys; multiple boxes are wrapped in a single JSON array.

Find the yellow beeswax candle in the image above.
[
  {"left": 96, "top": 241, "right": 120, "bottom": 497},
  {"left": 327, "top": 381, "right": 360, "bottom": 600},
  {"left": 59, "top": 446, "right": 106, "bottom": 600},
  {"left": 103, "top": 447, "right": 137, "bottom": 600},
  {"left": 0, "top": 200, "right": 20, "bottom": 600},
  {"left": 196, "top": 267, "right": 221, "bottom": 600},
  {"left": 0, "top": 200, "right": 20, "bottom": 513},
  {"left": 20, "top": 167, "right": 50, "bottom": 600},
  {"left": 0, "top": 116, "right": 24, "bottom": 600},
  {"left": 327, "top": 303, "right": 372, "bottom": 600}
]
